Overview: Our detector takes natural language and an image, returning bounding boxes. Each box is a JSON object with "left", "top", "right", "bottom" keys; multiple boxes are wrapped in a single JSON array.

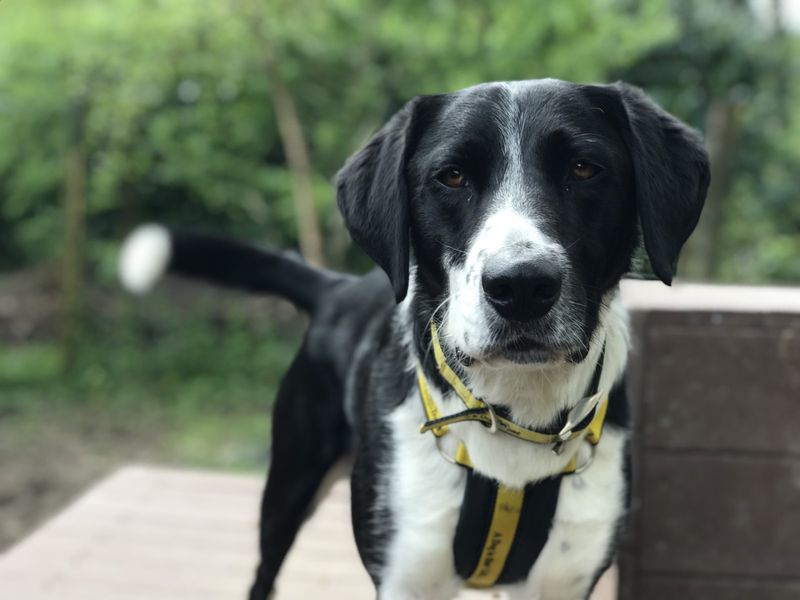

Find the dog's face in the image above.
[{"left": 338, "top": 80, "right": 709, "bottom": 367}]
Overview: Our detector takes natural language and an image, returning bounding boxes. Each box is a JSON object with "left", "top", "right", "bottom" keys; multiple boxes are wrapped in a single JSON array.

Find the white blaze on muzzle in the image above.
[{"left": 444, "top": 206, "right": 567, "bottom": 357}]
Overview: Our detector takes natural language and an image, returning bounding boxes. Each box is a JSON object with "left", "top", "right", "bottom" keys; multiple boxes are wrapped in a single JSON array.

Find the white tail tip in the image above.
[{"left": 119, "top": 224, "right": 171, "bottom": 294}]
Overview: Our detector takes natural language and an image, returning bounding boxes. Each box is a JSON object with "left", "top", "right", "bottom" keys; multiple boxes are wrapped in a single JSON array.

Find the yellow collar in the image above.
[{"left": 417, "top": 323, "right": 609, "bottom": 474}]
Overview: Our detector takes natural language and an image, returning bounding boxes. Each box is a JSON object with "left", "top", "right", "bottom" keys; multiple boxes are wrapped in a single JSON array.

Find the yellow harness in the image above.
[{"left": 416, "top": 323, "right": 609, "bottom": 588}]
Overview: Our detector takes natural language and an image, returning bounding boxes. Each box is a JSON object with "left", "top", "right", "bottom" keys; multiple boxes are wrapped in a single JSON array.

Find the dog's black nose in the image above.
[{"left": 481, "top": 259, "right": 562, "bottom": 322}]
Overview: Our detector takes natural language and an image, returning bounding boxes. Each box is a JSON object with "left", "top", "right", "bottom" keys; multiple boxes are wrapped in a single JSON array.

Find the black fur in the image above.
[
  {"left": 167, "top": 231, "right": 344, "bottom": 311},
  {"left": 336, "top": 97, "right": 444, "bottom": 302},
  {"left": 584, "top": 83, "right": 711, "bottom": 284},
  {"left": 143, "top": 79, "right": 709, "bottom": 599}
]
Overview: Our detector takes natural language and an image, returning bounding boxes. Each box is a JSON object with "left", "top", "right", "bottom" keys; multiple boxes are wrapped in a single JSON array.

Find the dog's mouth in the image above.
[
  {"left": 492, "top": 338, "right": 562, "bottom": 365},
  {"left": 461, "top": 336, "right": 569, "bottom": 367}
]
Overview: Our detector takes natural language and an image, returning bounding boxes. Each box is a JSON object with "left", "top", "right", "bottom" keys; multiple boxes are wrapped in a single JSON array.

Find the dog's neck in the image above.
[{"left": 403, "top": 287, "right": 629, "bottom": 431}]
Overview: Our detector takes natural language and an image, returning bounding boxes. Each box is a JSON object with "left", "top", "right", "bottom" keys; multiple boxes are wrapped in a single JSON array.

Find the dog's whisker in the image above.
[{"left": 439, "top": 242, "right": 467, "bottom": 256}]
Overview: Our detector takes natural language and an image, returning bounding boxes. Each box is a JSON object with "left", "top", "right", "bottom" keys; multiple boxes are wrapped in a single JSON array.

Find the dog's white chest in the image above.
[{"left": 376, "top": 393, "right": 627, "bottom": 600}]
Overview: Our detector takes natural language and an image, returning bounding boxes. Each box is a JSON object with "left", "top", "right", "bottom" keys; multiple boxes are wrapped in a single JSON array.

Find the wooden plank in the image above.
[
  {"left": 641, "top": 316, "right": 800, "bottom": 454},
  {"left": 615, "top": 288, "right": 800, "bottom": 599},
  {"left": 0, "top": 466, "right": 616, "bottom": 599},
  {"left": 0, "top": 466, "right": 261, "bottom": 600},
  {"left": 638, "top": 577, "right": 800, "bottom": 600},
  {"left": 620, "top": 280, "right": 800, "bottom": 313},
  {"left": 640, "top": 454, "right": 800, "bottom": 577}
]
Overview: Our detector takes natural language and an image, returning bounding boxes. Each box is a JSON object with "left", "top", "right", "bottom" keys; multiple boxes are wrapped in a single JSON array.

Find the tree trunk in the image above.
[
  {"left": 238, "top": 0, "right": 325, "bottom": 265},
  {"left": 61, "top": 98, "right": 88, "bottom": 371},
  {"left": 680, "top": 96, "right": 740, "bottom": 280},
  {"left": 266, "top": 70, "right": 325, "bottom": 266}
]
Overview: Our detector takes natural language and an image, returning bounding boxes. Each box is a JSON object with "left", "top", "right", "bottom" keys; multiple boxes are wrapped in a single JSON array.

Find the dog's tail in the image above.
[{"left": 118, "top": 224, "right": 346, "bottom": 312}]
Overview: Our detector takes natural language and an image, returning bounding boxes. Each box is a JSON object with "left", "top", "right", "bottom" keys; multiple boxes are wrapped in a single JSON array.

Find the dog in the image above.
[{"left": 120, "top": 79, "right": 709, "bottom": 599}]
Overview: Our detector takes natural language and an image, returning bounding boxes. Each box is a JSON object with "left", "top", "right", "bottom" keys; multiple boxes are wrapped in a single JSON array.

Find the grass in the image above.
[
  {"left": 0, "top": 383, "right": 275, "bottom": 471},
  {"left": 0, "top": 282, "right": 305, "bottom": 548},
  {"left": 0, "top": 300, "right": 303, "bottom": 470}
]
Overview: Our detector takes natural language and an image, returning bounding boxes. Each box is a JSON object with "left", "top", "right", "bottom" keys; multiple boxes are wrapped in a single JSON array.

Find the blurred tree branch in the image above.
[
  {"left": 243, "top": 0, "right": 325, "bottom": 266},
  {"left": 61, "top": 96, "right": 88, "bottom": 371},
  {"left": 264, "top": 58, "right": 325, "bottom": 266},
  {"left": 683, "top": 97, "right": 741, "bottom": 279}
]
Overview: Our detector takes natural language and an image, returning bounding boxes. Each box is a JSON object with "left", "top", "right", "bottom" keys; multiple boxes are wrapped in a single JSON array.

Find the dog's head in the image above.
[{"left": 337, "top": 80, "right": 709, "bottom": 367}]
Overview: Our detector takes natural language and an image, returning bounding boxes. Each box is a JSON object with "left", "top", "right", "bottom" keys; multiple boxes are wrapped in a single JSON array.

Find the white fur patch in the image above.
[
  {"left": 444, "top": 205, "right": 566, "bottom": 360},
  {"left": 379, "top": 394, "right": 466, "bottom": 600},
  {"left": 522, "top": 426, "right": 628, "bottom": 600},
  {"left": 118, "top": 224, "right": 171, "bottom": 294}
]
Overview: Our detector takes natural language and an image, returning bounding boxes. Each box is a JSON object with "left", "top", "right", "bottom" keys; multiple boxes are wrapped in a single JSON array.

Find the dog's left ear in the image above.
[
  {"left": 589, "top": 83, "right": 711, "bottom": 285},
  {"left": 336, "top": 96, "right": 437, "bottom": 302}
]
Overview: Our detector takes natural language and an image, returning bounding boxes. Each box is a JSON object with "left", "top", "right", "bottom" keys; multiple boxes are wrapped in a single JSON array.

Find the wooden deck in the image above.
[{"left": 0, "top": 465, "right": 616, "bottom": 599}]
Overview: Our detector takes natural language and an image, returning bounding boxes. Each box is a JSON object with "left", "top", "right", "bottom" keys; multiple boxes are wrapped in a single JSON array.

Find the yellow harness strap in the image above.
[
  {"left": 416, "top": 367, "right": 448, "bottom": 437},
  {"left": 466, "top": 484, "right": 525, "bottom": 587},
  {"left": 418, "top": 433, "right": 524, "bottom": 587},
  {"left": 585, "top": 390, "right": 608, "bottom": 445},
  {"left": 417, "top": 324, "right": 611, "bottom": 588},
  {"left": 421, "top": 323, "right": 609, "bottom": 453},
  {"left": 430, "top": 324, "right": 483, "bottom": 410},
  {"left": 419, "top": 364, "right": 595, "bottom": 474}
]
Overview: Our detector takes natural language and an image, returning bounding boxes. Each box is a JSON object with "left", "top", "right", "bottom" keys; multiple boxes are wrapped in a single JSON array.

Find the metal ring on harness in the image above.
[
  {"left": 572, "top": 441, "right": 597, "bottom": 474},
  {"left": 481, "top": 402, "right": 498, "bottom": 434},
  {"left": 434, "top": 435, "right": 458, "bottom": 466}
]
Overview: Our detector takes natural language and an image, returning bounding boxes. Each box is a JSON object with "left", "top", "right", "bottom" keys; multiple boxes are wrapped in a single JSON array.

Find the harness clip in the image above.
[
  {"left": 556, "top": 391, "right": 604, "bottom": 442},
  {"left": 481, "top": 402, "right": 499, "bottom": 434}
]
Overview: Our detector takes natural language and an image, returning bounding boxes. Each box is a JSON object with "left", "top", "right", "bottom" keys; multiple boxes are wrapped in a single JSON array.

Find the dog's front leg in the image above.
[
  {"left": 513, "top": 518, "right": 617, "bottom": 600},
  {"left": 377, "top": 524, "right": 463, "bottom": 600},
  {"left": 521, "top": 429, "right": 629, "bottom": 600},
  {"left": 377, "top": 401, "right": 466, "bottom": 600}
]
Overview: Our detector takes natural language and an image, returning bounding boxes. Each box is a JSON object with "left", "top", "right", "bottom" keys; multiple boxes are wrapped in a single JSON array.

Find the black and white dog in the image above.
[{"left": 120, "top": 79, "right": 709, "bottom": 599}]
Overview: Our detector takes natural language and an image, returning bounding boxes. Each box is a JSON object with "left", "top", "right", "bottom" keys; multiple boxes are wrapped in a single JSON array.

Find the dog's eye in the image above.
[
  {"left": 571, "top": 161, "right": 600, "bottom": 181},
  {"left": 437, "top": 168, "right": 468, "bottom": 189}
]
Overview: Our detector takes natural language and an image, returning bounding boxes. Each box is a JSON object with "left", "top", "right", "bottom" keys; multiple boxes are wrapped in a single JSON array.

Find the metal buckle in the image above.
[
  {"left": 556, "top": 391, "right": 604, "bottom": 442},
  {"left": 481, "top": 403, "right": 498, "bottom": 434}
]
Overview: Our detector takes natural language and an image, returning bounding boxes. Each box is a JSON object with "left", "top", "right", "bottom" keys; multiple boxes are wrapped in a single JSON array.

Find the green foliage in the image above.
[
  {"left": 0, "top": 0, "right": 677, "bottom": 273},
  {"left": 73, "top": 290, "right": 301, "bottom": 410},
  {"left": 720, "top": 29, "right": 800, "bottom": 282},
  {"left": 2, "top": 0, "right": 797, "bottom": 282},
  {"left": 617, "top": 0, "right": 800, "bottom": 282},
  {"left": 0, "top": 291, "right": 302, "bottom": 468},
  {"left": 0, "top": 343, "right": 61, "bottom": 385}
]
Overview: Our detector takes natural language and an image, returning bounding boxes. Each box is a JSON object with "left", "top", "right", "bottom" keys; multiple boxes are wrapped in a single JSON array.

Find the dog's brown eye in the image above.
[
  {"left": 437, "top": 168, "right": 467, "bottom": 189},
  {"left": 571, "top": 161, "right": 598, "bottom": 180}
]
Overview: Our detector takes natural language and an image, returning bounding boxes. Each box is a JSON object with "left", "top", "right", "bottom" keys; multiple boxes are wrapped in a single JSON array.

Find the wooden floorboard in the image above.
[{"left": 0, "top": 465, "right": 616, "bottom": 599}]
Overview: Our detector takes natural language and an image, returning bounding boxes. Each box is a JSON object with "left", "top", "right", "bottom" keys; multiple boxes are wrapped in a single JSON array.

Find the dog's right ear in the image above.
[{"left": 336, "top": 96, "right": 435, "bottom": 303}]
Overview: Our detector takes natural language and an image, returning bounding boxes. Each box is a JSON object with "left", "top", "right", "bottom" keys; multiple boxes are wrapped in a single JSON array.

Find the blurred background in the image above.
[{"left": 0, "top": 0, "right": 798, "bottom": 556}]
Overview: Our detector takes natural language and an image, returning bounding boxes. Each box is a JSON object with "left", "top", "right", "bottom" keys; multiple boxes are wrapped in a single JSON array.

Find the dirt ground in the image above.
[{"left": 0, "top": 403, "right": 165, "bottom": 551}]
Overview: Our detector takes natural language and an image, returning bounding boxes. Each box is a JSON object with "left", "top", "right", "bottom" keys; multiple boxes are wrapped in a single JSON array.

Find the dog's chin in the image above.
[
  {"left": 464, "top": 337, "right": 572, "bottom": 369},
  {"left": 481, "top": 351, "right": 564, "bottom": 369}
]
